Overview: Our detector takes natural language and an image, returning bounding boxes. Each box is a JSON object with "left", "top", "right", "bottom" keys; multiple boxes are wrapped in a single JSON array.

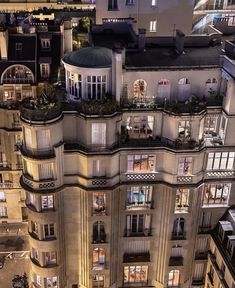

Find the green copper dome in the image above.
[{"left": 63, "top": 47, "right": 112, "bottom": 68}]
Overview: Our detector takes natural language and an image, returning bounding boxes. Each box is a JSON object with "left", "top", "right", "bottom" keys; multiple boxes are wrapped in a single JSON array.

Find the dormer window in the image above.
[
  {"left": 218, "top": 221, "right": 233, "bottom": 242},
  {"left": 15, "top": 42, "right": 22, "bottom": 51},
  {"left": 41, "top": 38, "right": 51, "bottom": 49}
]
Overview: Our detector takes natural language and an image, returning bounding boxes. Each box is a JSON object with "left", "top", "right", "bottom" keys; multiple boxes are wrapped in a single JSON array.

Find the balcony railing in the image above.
[
  {"left": 125, "top": 229, "right": 152, "bottom": 237},
  {"left": 126, "top": 201, "right": 152, "bottom": 210},
  {"left": 171, "top": 232, "right": 186, "bottom": 240},
  {"left": 21, "top": 145, "right": 55, "bottom": 159},
  {"left": 123, "top": 252, "right": 150, "bottom": 263},
  {"left": 92, "top": 233, "right": 106, "bottom": 244},
  {"left": 169, "top": 256, "right": 183, "bottom": 266}
]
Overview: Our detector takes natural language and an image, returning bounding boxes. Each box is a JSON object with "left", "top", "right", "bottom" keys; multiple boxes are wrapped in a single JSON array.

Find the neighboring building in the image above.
[
  {"left": 17, "top": 30, "right": 235, "bottom": 287},
  {"left": 206, "top": 208, "right": 235, "bottom": 288},
  {"left": 0, "top": 14, "right": 72, "bottom": 262}
]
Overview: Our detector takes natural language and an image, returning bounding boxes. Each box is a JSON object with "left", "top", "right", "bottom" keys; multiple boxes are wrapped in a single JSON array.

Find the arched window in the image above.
[
  {"left": 93, "top": 248, "right": 105, "bottom": 270},
  {"left": 157, "top": 79, "right": 170, "bottom": 100},
  {"left": 178, "top": 78, "right": 191, "bottom": 101},
  {"left": 168, "top": 270, "right": 180, "bottom": 287},
  {"left": 133, "top": 79, "right": 147, "bottom": 102},
  {"left": 205, "top": 78, "right": 218, "bottom": 97},
  {"left": 93, "top": 221, "right": 106, "bottom": 243},
  {"left": 1, "top": 65, "right": 34, "bottom": 84}
]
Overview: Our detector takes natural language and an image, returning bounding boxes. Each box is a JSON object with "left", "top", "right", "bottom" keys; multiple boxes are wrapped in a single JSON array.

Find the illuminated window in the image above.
[
  {"left": 44, "top": 223, "right": 55, "bottom": 239},
  {"left": 158, "top": 79, "right": 170, "bottom": 100},
  {"left": 93, "top": 192, "right": 106, "bottom": 215},
  {"left": 93, "top": 248, "right": 105, "bottom": 270},
  {"left": 2, "top": 65, "right": 34, "bottom": 84},
  {"left": 92, "top": 123, "right": 106, "bottom": 146},
  {"left": 126, "top": 116, "right": 154, "bottom": 139},
  {"left": 41, "top": 39, "right": 51, "bottom": 49},
  {"left": 150, "top": 20, "right": 157, "bottom": 32},
  {"left": 124, "top": 265, "right": 148, "bottom": 284},
  {"left": 93, "top": 274, "right": 104, "bottom": 288},
  {"left": 40, "top": 63, "right": 50, "bottom": 78},
  {"left": 151, "top": 0, "right": 156, "bottom": 6},
  {"left": 0, "top": 191, "right": 6, "bottom": 202},
  {"left": 126, "top": 186, "right": 153, "bottom": 209},
  {"left": 0, "top": 207, "right": 7, "bottom": 217},
  {"left": 36, "top": 130, "right": 50, "bottom": 150},
  {"left": 45, "top": 276, "right": 58, "bottom": 288},
  {"left": 36, "top": 274, "right": 41, "bottom": 286},
  {"left": 206, "top": 152, "right": 235, "bottom": 170},
  {"left": 178, "top": 157, "right": 192, "bottom": 175},
  {"left": 175, "top": 189, "right": 189, "bottom": 213},
  {"left": 44, "top": 251, "right": 57, "bottom": 266},
  {"left": 127, "top": 155, "right": 155, "bottom": 172},
  {"left": 68, "top": 72, "right": 82, "bottom": 99},
  {"left": 203, "top": 183, "right": 230, "bottom": 206},
  {"left": 178, "top": 78, "right": 191, "bottom": 101},
  {"left": 87, "top": 75, "right": 107, "bottom": 100},
  {"left": 168, "top": 270, "right": 180, "bottom": 287},
  {"left": 133, "top": 79, "right": 147, "bottom": 102},
  {"left": 41, "top": 195, "right": 54, "bottom": 210},
  {"left": 178, "top": 121, "right": 190, "bottom": 140}
]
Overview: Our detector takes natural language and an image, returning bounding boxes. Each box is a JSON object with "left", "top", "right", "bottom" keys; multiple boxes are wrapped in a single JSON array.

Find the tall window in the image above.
[
  {"left": 178, "top": 78, "right": 191, "bottom": 101},
  {"left": 0, "top": 153, "right": 6, "bottom": 167},
  {"left": 150, "top": 20, "right": 157, "bottom": 32},
  {"left": 93, "top": 248, "right": 105, "bottom": 270},
  {"left": 203, "top": 183, "right": 230, "bottom": 206},
  {"left": 93, "top": 221, "right": 106, "bottom": 243},
  {"left": 25, "top": 161, "right": 33, "bottom": 178},
  {"left": 24, "top": 127, "right": 32, "bottom": 149},
  {"left": 127, "top": 155, "right": 155, "bottom": 173},
  {"left": 168, "top": 270, "right": 180, "bottom": 287},
  {"left": 93, "top": 274, "right": 104, "bottom": 288},
  {"left": 45, "top": 276, "right": 58, "bottom": 288},
  {"left": 0, "top": 207, "right": 7, "bottom": 217},
  {"left": 68, "top": 72, "right": 82, "bottom": 99},
  {"left": 44, "top": 251, "right": 57, "bottom": 266},
  {"left": 36, "top": 130, "right": 50, "bottom": 150},
  {"left": 206, "top": 152, "right": 235, "bottom": 170},
  {"left": 126, "top": 186, "right": 153, "bottom": 209},
  {"left": 93, "top": 192, "right": 106, "bottom": 215},
  {"left": 126, "top": 214, "right": 151, "bottom": 236},
  {"left": 41, "top": 39, "right": 51, "bottom": 49},
  {"left": 133, "top": 79, "right": 147, "bottom": 102},
  {"left": 43, "top": 224, "right": 55, "bottom": 239},
  {"left": 91, "top": 123, "right": 106, "bottom": 146},
  {"left": 87, "top": 75, "right": 106, "bottom": 100},
  {"left": 40, "top": 64, "right": 50, "bottom": 78},
  {"left": 205, "top": 78, "right": 218, "bottom": 97},
  {"left": 157, "top": 79, "right": 170, "bottom": 100},
  {"left": 203, "top": 115, "right": 218, "bottom": 136},
  {"left": 31, "top": 221, "right": 39, "bottom": 236},
  {"left": 175, "top": 189, "right": 189, "bottom": 213},
  {"left": 0, "top": 191, "right": 6, "bottom": 202},
  {"left": 151, "top": 0, "right": 156, "bottom": 5},
  {"left": 126, "top": 116, "right": 154, "bottom": 139},
  {"left": 41, "top": 195, "right": 54, "bottom": 210},
  {"left": 124, "top": 265, "right": 148, "bottom": 284},
  {"left": 173, "top": 218, "right": 185, "bottom": 237},
  {"left": 178, "top": 157, "right": 192, "bottom": 175},
  {"left": 171, "top": 245, "right": 182, "bottom": 258},
  {"left": 39, "top": 163, "right": 53, "bottom": 180},
  {"left": 32, "top": 247, "right": 39, "bottom": 263},
  {"left": 93, "top": 160, "right": 106, "bottom": 177},
  {"left": 178, "top": 121, "right": 190, "bottom": 140},
  {"left": 108, "top": 0, "right": 118, "bottom": 10}
]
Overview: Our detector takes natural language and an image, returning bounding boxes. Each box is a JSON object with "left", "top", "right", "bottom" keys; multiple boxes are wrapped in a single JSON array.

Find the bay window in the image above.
[
  {"left": 127, "top": 155, "right": 155, "bottom": 173},
  {"left": 178, "top": 157, "right": 192, "bottom": 175},
  {"left": 126, "top": 116, "right": 153, "bottom": 139},
  {"left": 124, "top": 265, "right": 148, "bottom": 284},
  {"left": 178, "top": 121, "right": 190, "bottom": 140},
  {"left": 206, "top": 152, "right": 235, "bottom": 170},
  {"left": 43, "top": 223, "right": 55, "bottom": 239},
  {"left": 203, "top": 183, "right": 230, "bottom": 206},
  {"left": 68, "top": 72, "right": 82, "bottom": 99},
  {"left": 41, "top": 195, "right": 54, "bottom": 210},
  {"left": 126, "top": 186, "right": 153, "bottom": 209},
  {"left": 87, "top": 75, "right": 106, "bottom": 100}
]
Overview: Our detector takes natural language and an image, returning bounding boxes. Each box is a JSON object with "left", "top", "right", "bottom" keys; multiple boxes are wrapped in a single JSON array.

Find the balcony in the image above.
[
  {"left": 191, "top": 279, "right": 205, "bottom": 286},
  {"left": 195, "top": 251, "right": 208, "bottom": 260},
  {"left": 171, "top": 232, "right": 186, "bottom": 240},
  {"left": 92, "top": 233, "right": 106, "bottom": 244},
  {"left": 169, "top": 256, "right": 183, "bottom": 266},
  {"left": 198, "top": 226, "right": 212, "bottom": 234},
  {"left": 126, "top": 201, "right": 153, "bottom": 210},
  {"left": 123, "top": 252, "right": 150, "bottom": 263},
  {"left": 125, "top": 229, "right": 152, "bottom": 237}
]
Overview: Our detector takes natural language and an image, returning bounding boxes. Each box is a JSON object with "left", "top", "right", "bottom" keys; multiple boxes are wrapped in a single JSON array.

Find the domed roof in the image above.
[{"left": 63, "top": 47, "right": 112, "bottom": 68}]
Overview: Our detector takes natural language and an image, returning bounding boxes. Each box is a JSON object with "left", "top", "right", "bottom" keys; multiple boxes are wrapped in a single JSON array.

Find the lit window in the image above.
[
  {"left": 133, "top": 79, "right": 147, "bottom": 102},
  {"left": 172, "top": 218, "right": 185, "bottom": 237},
  {"left": 151, "top": 0, "right": 156, "bottom": 6},
  {"left": 43, "top": 223, "right": 55, "bottom": 239},
  {"left": 178, "top": 121, "right": 190, "bottom": 140},
  {"left": 0, "top": 191, "right": 6, "bottom": 202},
  {"left": 126, "top": 116, "right": 154, "bottom": 139},
  {"left": 168, "top": 270, "right": 180, "bottom": 287},
  {"left": 150, "top": 20, "right": 157, "bottom": 32},
  {"left": 157, "top": 79, "right": 171, "bottom": 100},
  {"left": 36, "top": 274, "right": 41, "bottom": 286},
  {"left": 126, "top": 186, "right": 153, "bottom": 209},
  {"left": 93, "top": 248, "right": 105, "bottom": 270},
  {"left": 39, "top": 163, "right": 53, "bottom": 180},
  {"left": 93, "top": 275, "right": 104, "bottom": 288},
  {"left": 175, "top": 189, "right": 189, "bottom": 213},
  {"left": 91, "top": 123, "right": 106, "bottom": 146},
  {"left": 32, "top": 247, "right": 39, "bottom": 262},
  {"left": 36, "top": 130, "right": 50, "bottom": 150},
  {"left": 203, "top": 183, "right": 230, "bottom": 206},
  {"left": 0, "top": 152, "right": 7, "bottom": 167},
  {"left": 206, "top": 152, "right": 235, "bottom": 170},
  {"left": 31, "top": 221, "right": 38, "bottom": 236},
  {"left": 45, "top": 276, "right": 58, "bottom": 288},
  {"left": 124, "top": 265, "right": 148, "bottom": 284},
  {"left": 93, "top": 221, "right": 106, "bottom": 243},
  {"left": 41, "top": 39, "right": 51, "bottom": 49},
  {"left": 0, "top": 207, "right": 7, "bottom": 217},
  {"left": 126, "top": 214, "right": 151, "bottom": 236},
  {"left": 127, "top": 155, "right": 155, "bottom": 173},
  {"left": 2, "top": 65, "right": 33, "bottom": 84},
  {"left": 87, "top": 75, "right": 107, "bottom": 100},
  {"left": 68, "top": 72, "right": 82, "bottom": 99},
  {"left": 44, "top": 251, "right": 57, "bottom": 266},
  {"left": 41, "top": 195, "right": 54, "bottom": 210},
  {"left": 178, "top": 157, "right": 192, "bottom": 175},
  {"left": 40, "top": 64, "right": 50, "bottom": 78},
  {"left": 93, "top": 192, "right": 106, "bottom": 215},
  {"left": 178, "top": 78, "right": 191, "bottom": 101}
]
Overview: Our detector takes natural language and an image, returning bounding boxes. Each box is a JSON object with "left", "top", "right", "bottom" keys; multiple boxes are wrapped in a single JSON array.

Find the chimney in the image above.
[
  {"left": 112, "top": 45, "right": 123, "bottom": 103},
  {"left": 175, "top": 29, "right": 185, "bottom": 55},
  {"left": 0, "top": 27, "right": 8, "bottom": 60},
  {"left": 138, "top": 28, "right": 146, "bottom": 51}
]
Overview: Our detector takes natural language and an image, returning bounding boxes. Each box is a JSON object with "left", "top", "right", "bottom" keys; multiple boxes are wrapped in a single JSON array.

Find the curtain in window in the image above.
[
  {"left": 39, "top": 163, "right": 53, "bottom": 180},
  {"left": 92, "top": 123, "right": 106, "bottom": 145},
  {"left": 36, "top": 130, "right": 50, "bottom": 149}
]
